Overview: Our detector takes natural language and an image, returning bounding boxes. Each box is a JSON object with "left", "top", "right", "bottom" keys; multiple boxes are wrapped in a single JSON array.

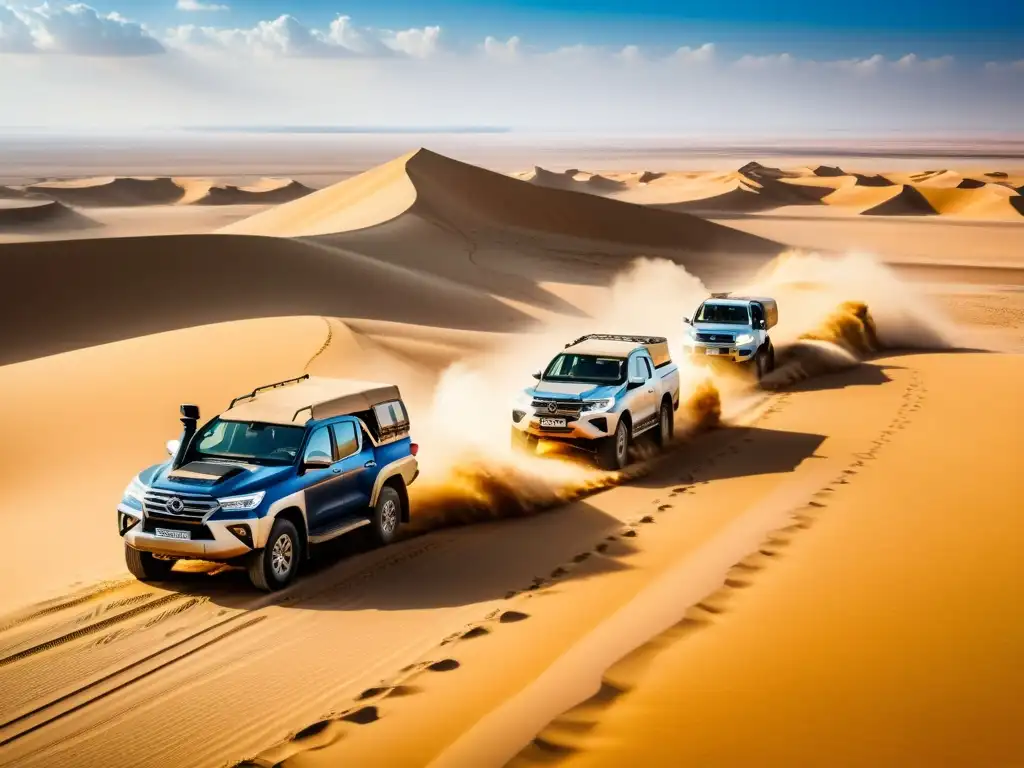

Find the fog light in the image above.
[
  {"left": 227, "top": 524, "right": 254, "bottom": 549},
  {"left": 118, "top": 512, "right": 140, "bottom": 536}
]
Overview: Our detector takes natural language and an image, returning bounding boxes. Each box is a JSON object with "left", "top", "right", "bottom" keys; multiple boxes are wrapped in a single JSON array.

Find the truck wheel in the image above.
[
  {"left": 597, "top": 420, "right": 630, "bottom": 471},
  {"left": 654, "top": 400, "right": 674, "bottom": 449},
  {"left": 366, "top": 486, "right": 402, "bottom": 548},
  {"left": 511, "top": 428, "right": 539, "bottom": 454},
  {"left": 247, "top": 518, "right": 300, "bottom": 592},
  {"left": 767, "top": 342, "right": 776, "bottom": 373},
  {"left": 125, "top": 544, "right": 174, "bottom": 582},
  {"left": 754, "top": 350, "right": 767, "bottom": 381}
]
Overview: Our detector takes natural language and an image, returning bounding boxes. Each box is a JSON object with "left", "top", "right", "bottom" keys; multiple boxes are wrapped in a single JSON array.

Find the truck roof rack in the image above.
[
  {"left": 229, "top": 374, "right": 310, "bottom": 409},
  {"left": 709, "top": 292, "right": 732, "bottom": 298},
  {"left": 565, "top": 333, "right": 668, "bottom": 348}
]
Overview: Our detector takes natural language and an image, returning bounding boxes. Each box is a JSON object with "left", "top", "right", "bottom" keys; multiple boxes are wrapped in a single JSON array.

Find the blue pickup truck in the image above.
[{"left": 117, "top": 375, "right": 419, "bottom": 591}]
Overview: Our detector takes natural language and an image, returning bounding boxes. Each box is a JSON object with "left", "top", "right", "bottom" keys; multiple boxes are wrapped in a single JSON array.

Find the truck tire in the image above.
[
  {"left": 754, "top": 349, "right": 768, "bottom": 381},
  {"left": 654, "top": 399, "right": 673, "bottom": 449},
  {"left": 596, "top": 419, "right": 630, "bottom": 471},
  {"left": 365, "top": 486, "right": 402, "bottom": 548},
  {"left": 247, "top": 518, "right": 300, "bottom": 592},
  {"left": 766, "top": 341, "right": 776, "bottom": 373},
  {"left": 125, "top": 544, "right": 174, "bottom": 582},
  {"left": 511, "top": 428, "right": 539, "bottom": 454}
]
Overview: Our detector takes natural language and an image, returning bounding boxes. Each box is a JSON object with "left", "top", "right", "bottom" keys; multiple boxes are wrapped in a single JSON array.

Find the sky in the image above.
[{"left": 0, "top": 0, "right": 1022, "bottom": 134}]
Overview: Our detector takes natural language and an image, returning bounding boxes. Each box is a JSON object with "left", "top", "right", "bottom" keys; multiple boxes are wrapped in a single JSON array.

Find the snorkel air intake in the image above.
[{"left": 172, "top": 404, "right": 200, "bottom": 470}]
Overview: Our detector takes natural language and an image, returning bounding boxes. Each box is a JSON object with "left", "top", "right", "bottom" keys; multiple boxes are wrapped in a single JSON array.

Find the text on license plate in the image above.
[
  {"left": 706, "top": 347, "right": 729, "bottom": 355},
  {"left": 539, "top": 417, "right": 567, "bottom": 428},
  {"left": 155, "top": 528, "right": 191, "bottom": 540}
]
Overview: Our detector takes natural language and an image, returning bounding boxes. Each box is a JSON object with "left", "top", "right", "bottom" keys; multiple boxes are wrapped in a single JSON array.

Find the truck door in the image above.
[
  {"left": 302, "top": 419, "right": 373, "bottom": 531},
  {"left": 329, "top": 419, "right": 374, "bottom": 515},
  {"left": 627, "top": 353, "right": 657, "bottom": 432},
  {"left": 301, "top": 426, "right": 344, "bottom": 531}
]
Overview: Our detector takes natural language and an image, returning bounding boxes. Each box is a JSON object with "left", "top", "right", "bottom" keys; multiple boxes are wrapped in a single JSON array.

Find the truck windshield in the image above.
[
  {"left": 544, "top": 354, "right": 626, "bottom": 384},
  {"left": 193, "top": 418, "right": 306, "bottom": 465},
  {"left": 696, "top": 303, "right": 750, "bottom": 325}
]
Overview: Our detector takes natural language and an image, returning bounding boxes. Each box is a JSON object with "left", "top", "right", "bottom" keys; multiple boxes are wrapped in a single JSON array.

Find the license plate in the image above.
[
  {"left": 155, "top": 528, "right": 190, "bottom": 541},
  {"left": 707, "top": 348, "right": 728, "bottom": 355},
  {"left": 539, "top": 417, "right": 567, "bottom": 428}
]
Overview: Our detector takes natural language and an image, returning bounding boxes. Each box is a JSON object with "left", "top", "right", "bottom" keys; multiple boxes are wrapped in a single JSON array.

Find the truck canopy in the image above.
[
  {"left": 564, "top": 334, "right": 672, "bottom": 369},
  {"left": 222, "top": 375, "right": 403, "bottom": 426}
]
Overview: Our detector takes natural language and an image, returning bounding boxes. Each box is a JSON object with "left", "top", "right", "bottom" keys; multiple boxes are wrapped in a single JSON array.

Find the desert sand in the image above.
[{"left": 0, "top": 144, "right": 1021, "bottom": 768}]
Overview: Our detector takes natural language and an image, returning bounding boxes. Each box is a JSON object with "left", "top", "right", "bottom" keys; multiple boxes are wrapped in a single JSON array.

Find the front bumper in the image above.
[
  {"left": 118, "top": 503, "right": 257, "bottom": 561},
  {"left": 511, "top": 406, "right": 619, "bottom": 442},
  {"left": 685, "top": 343, "right": 756, "bottom": 363}
]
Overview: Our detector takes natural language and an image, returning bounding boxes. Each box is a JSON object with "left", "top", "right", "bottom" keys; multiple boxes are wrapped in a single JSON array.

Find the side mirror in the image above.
[
  {"left": 682, "top": 316, "right": 691, "bottom": 325},
  {"left": 531, "top": 371, "right": 542, "bottom": 380},
  {"left": 627, "top": 376, "right": 645, "bottom": 390},
  {"left": 303, "top": 454, "right": 332, "bottom": 470},
  {"left": 166, "top": 438, "right": 181, "bottom": 457},
  {"left": 758, "top": 320, "right": 767, "bottom": 330}
]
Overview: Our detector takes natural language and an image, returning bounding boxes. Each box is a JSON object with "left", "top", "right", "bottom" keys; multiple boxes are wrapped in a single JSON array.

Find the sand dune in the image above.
[
  {"left": 0, "top": 145, "right": 1021, "bottom": 768},
  {"left": 0, "top": 233, "right": 531, "bottom": 365},
  {"left": 509, "top": 162, "right": 1023, "bottom": 221},
  {"left": 224, "top": 149, "right": 780, "bottom": 255},
  {"left": 176, "top": 178, "right": 314, "bottom": 206},
  {"left": 26, "top": 176, "right": 187, "bottom": 207},
  {"left": 0, "top": 197, "right": 98, "bottom": 231},
  {"left": 21, "top": 175, "right": 314, "bottom": 208}
]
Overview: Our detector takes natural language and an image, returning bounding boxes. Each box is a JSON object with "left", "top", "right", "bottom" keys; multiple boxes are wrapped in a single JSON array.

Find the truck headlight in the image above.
[
  {"left": 582, "top": 397, "right": 615, "bottom": 413},
  {"left": 122, "top": 476, "right": 147, "bottom": 505},
  {"left": 217, "top": 491, "right": 266, "bottom": 512},
  {"left": 735, "top": 333, "right": 755, "bottom": 345}
]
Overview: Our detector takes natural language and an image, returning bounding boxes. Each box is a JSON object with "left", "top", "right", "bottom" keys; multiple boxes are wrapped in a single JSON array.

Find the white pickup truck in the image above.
[
  {"left": 683, "top": 295, "right": 778, "bottom": 380},
  {"left": 511, "top": 334, "right": 682, "bottom": 470}
]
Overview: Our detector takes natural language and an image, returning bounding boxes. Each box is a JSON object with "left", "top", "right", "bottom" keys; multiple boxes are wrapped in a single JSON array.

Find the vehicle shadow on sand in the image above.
[
  {"left": 158, "top": 422, "right": 826, "bottom": 612},
  {"left": 160, "top": 498, "right": 641, "bottom": 613}
]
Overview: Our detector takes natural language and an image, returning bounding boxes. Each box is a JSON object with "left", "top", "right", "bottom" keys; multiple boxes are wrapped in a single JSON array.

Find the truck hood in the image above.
[
  {"left": 144, "top": 460, "right": 293, "bottom": 497},
  {"left": 527, "top": 381, "right": 624, "bottom": 401},
  {"left": 692, "top": 323, "right": 752, "bottom": 334}
]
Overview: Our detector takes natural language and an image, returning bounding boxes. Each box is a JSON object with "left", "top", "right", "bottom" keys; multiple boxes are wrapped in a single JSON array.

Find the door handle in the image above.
[
  {"left": 331, "top": 466, "right": 342, "bottom": 474},
  {"left": 364, "top": 460, "right": 377, "bottom": 468}
]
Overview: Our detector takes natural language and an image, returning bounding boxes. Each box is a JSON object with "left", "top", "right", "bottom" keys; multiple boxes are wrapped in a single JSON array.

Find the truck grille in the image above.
[
  {"left": 143, "top": 489, "right": 218, "bottom": 524},
  {"left": 695, "top": 333, "right": 735, "bottom": 344},
  {"left": 531, "top": 398, "right": 583, "bottom": 417}
]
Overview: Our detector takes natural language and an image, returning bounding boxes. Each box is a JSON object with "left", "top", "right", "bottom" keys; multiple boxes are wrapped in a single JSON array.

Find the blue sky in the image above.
[
  {"left": 1, "top": 0, "right": 1022, "bottom": 131},
  {"left": 64, "top": 0, "right": 1020, "bottom": 55},
  {"left": 118, "top": 0, "right": 1024, "bottom": 60}
]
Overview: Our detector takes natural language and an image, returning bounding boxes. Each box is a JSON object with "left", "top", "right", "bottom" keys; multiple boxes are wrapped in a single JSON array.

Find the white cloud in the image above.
[
  {"left": 176, "top": 0, "right": 229, "bottom": 12},
  {"left": 0, "top": 4, "right": 35, "bottom": 52},
  {"left": 985, "top": 59, "right": 1024, "bottom": 73},
  {"left": 736, "top": 52, "right": 795, "bottom": 69},
  {"left": 166, "top": 13, "right": 441, "bottom": 58},
  {"left": 670, "top": 42, "right": 715, "bottom": 64},
  {"left": 482, "top": 35, "right": 520, "bottom": 60},
  {"left": 383, "top": 25, "right": 440, "bottom": 58},
  {"left": 1, "top": 2, "right": 163, "bottom": 55}
]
